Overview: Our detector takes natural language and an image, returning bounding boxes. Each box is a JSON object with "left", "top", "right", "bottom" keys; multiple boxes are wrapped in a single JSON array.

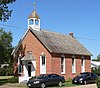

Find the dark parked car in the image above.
[
  {"left": 27, "top": 74, "right": 65, "bottom": 88},
  {"left": 72, "top": 72, "right": 97, "bottom": 84}
]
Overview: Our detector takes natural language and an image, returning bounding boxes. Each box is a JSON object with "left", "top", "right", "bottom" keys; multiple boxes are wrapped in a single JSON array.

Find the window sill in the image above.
[
  {"left": 61, "top": 72, "right": 65, "bottom": 74},
  {"left": 81, "top": 71, "right": 85, "bottom": 73},
  {"left": 72, "top": 72, "right": 76, "bottom": 74}
]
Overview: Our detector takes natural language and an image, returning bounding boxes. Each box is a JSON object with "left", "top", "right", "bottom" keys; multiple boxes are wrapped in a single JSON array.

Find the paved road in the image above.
[
  {"left": 67, "top": 84, "right": 97, "bottom": 88},
  {"left": 0, "top": 83, "right": 97, "bottom": 88}
]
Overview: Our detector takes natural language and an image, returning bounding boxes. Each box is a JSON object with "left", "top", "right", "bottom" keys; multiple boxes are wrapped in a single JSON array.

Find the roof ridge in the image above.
[{"left": 41, "top": 29, "right": 69, "bottom": 37}]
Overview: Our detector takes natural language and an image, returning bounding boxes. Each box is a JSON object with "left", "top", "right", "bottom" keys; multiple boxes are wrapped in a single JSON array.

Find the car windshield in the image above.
[{"left": 36, "top": 75, "right": 47, "bottom": 79}]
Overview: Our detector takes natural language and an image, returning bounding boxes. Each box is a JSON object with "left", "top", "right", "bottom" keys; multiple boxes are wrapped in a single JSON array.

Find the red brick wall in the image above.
[
  {"left": 13, "top": 30, "right": 91, "bottom": 80},
  {"left": 85, "top": 56, "right": 91, "bottom": 72},
  {"left": 51, "top": 56, "right": 60, "bottom": 74},
  {"left": 21, "top": 30, "right": 52, "bottom": 76},
  {"left": 51, "top": 54, "right": 91, "bottom": 80}
]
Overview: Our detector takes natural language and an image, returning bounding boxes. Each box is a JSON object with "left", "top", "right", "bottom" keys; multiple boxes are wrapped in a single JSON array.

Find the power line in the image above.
[
  {"left": 0, "top": 23, "right": 100, "bottom": 42},
  {"left": 0, "top": 23, "right": 26, "bottom": 30},
  {"left": 75, "top": 37, "right": 100, "bottom": 42}
]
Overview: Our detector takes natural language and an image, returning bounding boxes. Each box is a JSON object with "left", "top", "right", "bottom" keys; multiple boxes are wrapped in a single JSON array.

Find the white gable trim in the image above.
[{"left": 11, "top": 29, "right": 30, "bottom": 55}]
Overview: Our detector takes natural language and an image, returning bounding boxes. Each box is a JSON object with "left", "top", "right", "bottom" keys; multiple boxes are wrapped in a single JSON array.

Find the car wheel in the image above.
[
  {"left": 41, "top": 83, "right": 46, "bottom": 88},
  {"left": 84, "top": 80, "right": 87, "bottom": 85},
  {"left": 58, "top": 81, "right": 63, "bottom": 87}
]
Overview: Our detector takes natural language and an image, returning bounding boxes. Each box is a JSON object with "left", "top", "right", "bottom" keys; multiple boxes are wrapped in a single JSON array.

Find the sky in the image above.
[{"left": 0, "top": 0, "right": 100, "bottom": 59}]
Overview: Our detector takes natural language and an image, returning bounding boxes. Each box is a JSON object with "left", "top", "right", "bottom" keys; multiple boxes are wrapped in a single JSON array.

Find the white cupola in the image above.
[{"left": 28, "top": 3, "right": 40, "bottom": 31}]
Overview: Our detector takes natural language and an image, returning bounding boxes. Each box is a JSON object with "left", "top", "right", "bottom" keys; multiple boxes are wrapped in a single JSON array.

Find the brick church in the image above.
[{"left": 12, "top": 4, "right": 92, "bottom": 83}]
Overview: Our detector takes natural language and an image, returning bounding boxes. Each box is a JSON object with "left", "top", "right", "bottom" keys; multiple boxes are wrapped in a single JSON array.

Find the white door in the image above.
[
  {"left": 24, "top": 64, "right": 29, "bottom": 80},
  {"left": 31, "top": 60, "right": 36, "bottom": 76},
  {"left": 19, "top": 64, "right": 29, "bottom": 83},
  {"left": 19, "top": 61, "right": 36, "bottom": 83},
  {"left": 40, "top": 55, "right": 46, "bottom": 74}
]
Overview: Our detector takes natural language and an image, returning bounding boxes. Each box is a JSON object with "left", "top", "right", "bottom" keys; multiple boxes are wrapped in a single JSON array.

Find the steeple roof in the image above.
[{"left": 28, "top": 10, "right": 40, "bottom": 19}]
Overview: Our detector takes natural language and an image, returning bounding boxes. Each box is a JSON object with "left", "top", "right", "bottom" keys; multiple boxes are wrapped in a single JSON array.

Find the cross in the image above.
[{"left": 33, "top": 2, "right": 36, "bottom": 10}]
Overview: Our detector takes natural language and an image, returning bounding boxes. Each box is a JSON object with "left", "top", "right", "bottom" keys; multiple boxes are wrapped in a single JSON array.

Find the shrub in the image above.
[
  {"left": 0, "top": 67, "right": 6, "bottom": 76},
  {"left": 92, "top": 66, "right": 100, "bottom": 76},
  {"left": 96, "top": 77, "right": 100, "bottom": 88},
  {"left": 66, "top": 78, "right": 72, "bottom": 82},
  {"left": 6, "top": 66, "right": 13, "bottom": 76},
  {"left": 29, "top": 76, "right": 36, "bottom": 80},
  {"left": 0, "top": 66, "right": 13, "bottom": 76}
]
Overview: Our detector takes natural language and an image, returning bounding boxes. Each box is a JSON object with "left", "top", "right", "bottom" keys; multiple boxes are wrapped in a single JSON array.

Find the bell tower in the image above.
[{"left": 28, "top": 2, "right": 40, "bottom": 31}]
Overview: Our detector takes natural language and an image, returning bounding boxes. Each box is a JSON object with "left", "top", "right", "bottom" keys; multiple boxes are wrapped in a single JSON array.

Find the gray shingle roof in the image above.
[
  {"left": 30, "top": 29, "right": 92, "bottom": 56},
  {"left": 21, "top": 52, "right": 35, "bottom": 61}
]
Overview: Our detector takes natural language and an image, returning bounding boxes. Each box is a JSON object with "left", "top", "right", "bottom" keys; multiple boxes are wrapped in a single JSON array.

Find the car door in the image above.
[
  {"left": 46, "top": 75, "right": 55, "bottom": 86},
  {"left": 86, "top": 73, "right": 95, "bottom": 83},
  {"left": 86, "top": 73, "right": 92, "bottom": 83},
  {"left": 46, "top": 74, "right": 59, "bottom": 86},
  {"left": 91, "top": 73, "right": 97, "bottom": 83},
  {"left": 51, "top": 74, "right": 59, "bottom": 85}
]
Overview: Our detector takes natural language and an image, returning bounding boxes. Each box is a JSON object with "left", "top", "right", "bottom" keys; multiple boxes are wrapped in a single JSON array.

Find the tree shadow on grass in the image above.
[
  {"left": 0, "top": 77, "right": 18, "bottom": 86},
  {"left": 0, "top": 79, "right": 8, "bottom": 85}
]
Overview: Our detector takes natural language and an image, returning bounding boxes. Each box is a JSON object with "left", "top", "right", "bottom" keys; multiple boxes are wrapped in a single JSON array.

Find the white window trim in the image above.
[
  {"left": 72, "top": 56, "right": 76, "bottom": 74},
  {"left": 61, "top": 56, "right": 65, "bottom": 74}
]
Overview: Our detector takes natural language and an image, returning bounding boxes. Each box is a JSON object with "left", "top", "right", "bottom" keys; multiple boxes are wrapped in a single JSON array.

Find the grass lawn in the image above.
[
  {"left": 64, "top": 81, "right": 79, "bottom": 87},
  {"left": 0, "top": 76, "right": 27, "bottom": 87},
  {"left": 47, "top": 81, "right": 79, "bottom": 88},
  {"left": 0, "top": 76, "right": 13, "bottom": 79},
  {"left": 0, "top": 76, "right": 80, "bottom": 88},
  {"left": 0, "top": 76, "right": 13, "bottom": 83},
  {"left": 0, "top": 76, "right": 18, "bottom": 85}
]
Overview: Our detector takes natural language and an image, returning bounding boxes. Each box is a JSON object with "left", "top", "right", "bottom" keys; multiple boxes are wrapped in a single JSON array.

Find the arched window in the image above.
[
  {"left": 40, "top": 53, "right": 46, "bottom": 74},
  {"left": 72, "top": 55, "right": 76, "bottom": 73},
  {"left": 29, "top": 19, "right": 34, "bottom": 25},
  {"left": 35, "top": 19, "right": 39, "bottom": 25},
  {"left": 61, "top": 55, "right": 65, "bottom": 74},
  {"left": 81, "top": 57, "right": 84, "bottom": 66},
  {"left": 81, "top": 56, "right": 85, "bottom": 72},
  {"left": 42, "top": 54, "right": 45, "bottom": 65},
  {"left": 72, "top": 58, "right": 74, "bottom": 66}
]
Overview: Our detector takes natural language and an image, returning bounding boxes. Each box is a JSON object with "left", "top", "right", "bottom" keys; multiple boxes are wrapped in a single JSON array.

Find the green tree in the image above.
[
  {"left": 97, "top": 54, "right": 100, "bottom": 61},
  {"left": 92, "top": 59, "right": 98, "bottom": 61},
  {"left": 0, "top": 28, "right": 13, "bottom": 64},
  {"left": 0, "top": 0, "right": 16, "bottom": 21}
]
